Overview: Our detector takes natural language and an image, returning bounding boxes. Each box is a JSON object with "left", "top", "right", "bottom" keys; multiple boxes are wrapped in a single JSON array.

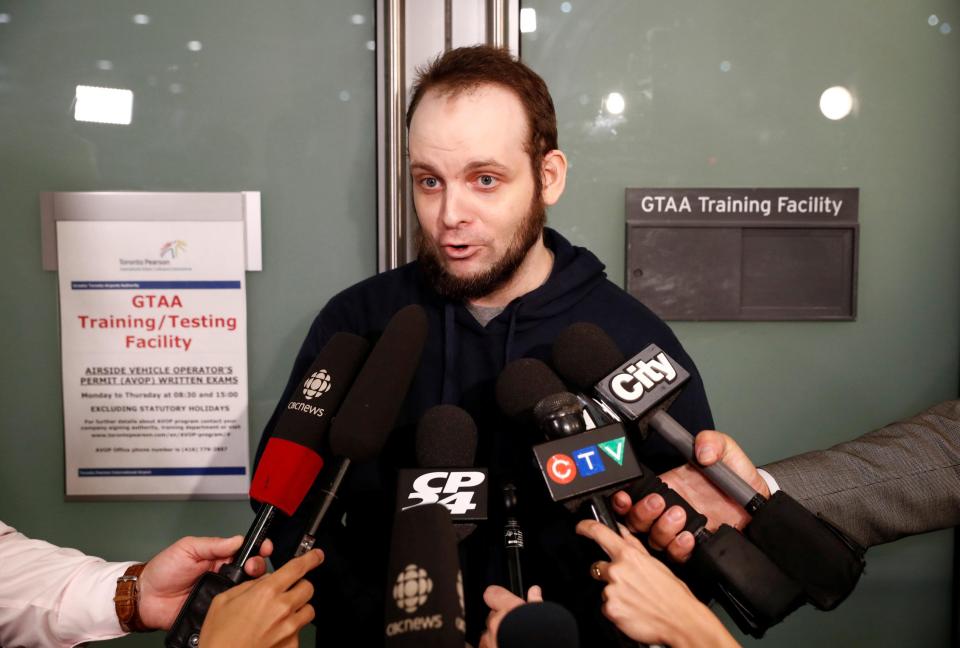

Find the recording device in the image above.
[
  {"left": 552, "top": 323, "right": 762, "bottom": 511},
  {"left": 502, "top": 483, "right": 524, "bottom": 597},
  {"left": 400, "top": 404, "right": 487, "bottom": 521},
  {"left": 295, "top": 303, "right": 428, "bottom": 555},
  {"left": 396, "top": 404, "right": 488, "bottom": 538},
  {"left": 497, "top": 358, "right": 671, "bottom": 534},
  {"left": 384, "top": 504, "right": 466, "bottom": 647},
  {"left": 552, "top": 323, "right": 865, "bottom": 616},
  {"left": 165, "top": 331, "right": 370, "bottom": 648},
  {"left": 498, "top": 601, "right": 580, "bottom": 648},
  {"left": 499, "top": 354, "right": 805, "bottom": 638}
]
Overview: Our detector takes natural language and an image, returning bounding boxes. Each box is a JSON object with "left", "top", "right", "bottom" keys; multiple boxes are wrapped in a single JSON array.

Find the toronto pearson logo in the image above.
[
  {"left": 159, "top": 240, "right": 187, "bottom": 258},
  {"left": 302, "top": 370, "right": 332, "bottom": 400}
]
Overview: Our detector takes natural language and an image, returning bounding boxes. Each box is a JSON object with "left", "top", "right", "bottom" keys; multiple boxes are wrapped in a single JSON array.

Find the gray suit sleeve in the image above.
[{"left": 762, "top": 399, "right": 960, "bottom": 548}]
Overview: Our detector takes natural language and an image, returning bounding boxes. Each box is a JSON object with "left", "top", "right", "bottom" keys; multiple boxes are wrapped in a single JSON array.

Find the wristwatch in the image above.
[{"left": 114, "top": 563, "right": 151, "bottom": 632}]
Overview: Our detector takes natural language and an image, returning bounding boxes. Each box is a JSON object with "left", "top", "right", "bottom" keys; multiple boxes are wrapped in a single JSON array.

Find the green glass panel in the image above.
[
  {"left": 0, "top": 2, "right": 375, "bottom": 645},
  {"left": 523, "top": 1, "right": 959, "bottom": 645}
]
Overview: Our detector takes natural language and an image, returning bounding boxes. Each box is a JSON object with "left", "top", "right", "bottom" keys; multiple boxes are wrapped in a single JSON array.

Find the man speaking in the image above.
[{"left": 255, "top": 45, "right": 714, "bottom": 646}]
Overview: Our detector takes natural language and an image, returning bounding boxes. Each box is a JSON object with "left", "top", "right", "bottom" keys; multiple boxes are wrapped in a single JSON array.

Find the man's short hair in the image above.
[{"left": 406, "top": 45, "right": 559, "bottom": 189}]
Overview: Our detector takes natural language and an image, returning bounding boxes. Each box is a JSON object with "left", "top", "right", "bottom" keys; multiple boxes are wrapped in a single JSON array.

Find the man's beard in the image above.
[{"left": 416, "top": 197, "right": 547, "bottom": 302}]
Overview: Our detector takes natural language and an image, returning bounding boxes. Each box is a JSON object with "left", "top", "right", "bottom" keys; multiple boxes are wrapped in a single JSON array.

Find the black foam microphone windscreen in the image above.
[
  {"left": 495, "top": 357, "right": 568, "bottom": 420},
  {"left": 384, "top": 504, "right": 465, "bottom": 647},
  {"left": 330, "top": 304, "right": 428, "bottom": 461},
  {"left": 551, "top": 321, "right": 625, "bottom": 392},
  {"left": 497, "top": 602, "right": 580, "bottom": 648},
  {"left": 415, "top": 404, "right": 478, "bottom": 468}
]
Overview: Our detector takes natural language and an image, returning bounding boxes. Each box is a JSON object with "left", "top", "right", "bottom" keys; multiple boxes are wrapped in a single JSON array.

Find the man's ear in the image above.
[{"left": 540, "top": 149, "right": 568, "bottom": 206}]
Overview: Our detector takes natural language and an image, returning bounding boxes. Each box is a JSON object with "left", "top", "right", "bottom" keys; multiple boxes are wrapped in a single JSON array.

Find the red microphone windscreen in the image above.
[{"left": 250, "top": 332, "right": 370, "bottom": 513}]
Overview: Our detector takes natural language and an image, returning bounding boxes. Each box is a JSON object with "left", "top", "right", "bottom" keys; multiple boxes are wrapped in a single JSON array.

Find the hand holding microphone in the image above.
[
  {"left": 611, "top": 430, "right": 769, "bottom": 562},
  {"left": 199, "top": 548, "right": 324, "bottom": 648},
  {"left": 478, "top": 584, "right": 544, "bottom": 648},
  {"left": 575, "top": 520, "right": 739, "bottom": 648},
  {"left": 552, "top": 322, "right": 865, "bottom": 615},
  {"left": 166, "top": 332, "right": 370, "bottom": 648}
]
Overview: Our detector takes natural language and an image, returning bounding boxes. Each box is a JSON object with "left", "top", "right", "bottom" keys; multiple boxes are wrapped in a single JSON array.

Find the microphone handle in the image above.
[
  {"left": 504, "top": 516, "right": 525, "bottom": 597},
  {"left": 648, "top": 410, "right": 765, "bottom": 513},
  {"left": 295, "top": 456, "right": 351, "bottom": 556},
  {"left": 218, "top": 503, "right": 276, "bottom": 584},
  {"left": 586, "top": 493, "right": 620, "bottom": 534}
]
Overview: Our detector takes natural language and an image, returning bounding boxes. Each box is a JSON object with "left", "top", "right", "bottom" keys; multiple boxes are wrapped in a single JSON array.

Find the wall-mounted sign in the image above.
[
  {"left": 626, "top": 188, "right": 859, "bottom": 321},
  {"left": 57, "top": 220, "right": 250, "bottom": 499}
]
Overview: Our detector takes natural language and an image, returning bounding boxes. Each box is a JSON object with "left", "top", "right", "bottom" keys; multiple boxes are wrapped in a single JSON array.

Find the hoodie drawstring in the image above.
[
  {"left": 504, "top": 303, "right": 520, "bottom": 364},
  {"left": 441, "top": 302, "right": 457, "bottom": 403}
]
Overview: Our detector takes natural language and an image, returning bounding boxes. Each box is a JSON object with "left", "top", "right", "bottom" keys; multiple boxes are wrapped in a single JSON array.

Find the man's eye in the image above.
[
  {"left": 477, "top": 175, "right": 498, "bottom": 188},
  {"left": 420, "top": 177, "right": 440, "bottom": 189}
]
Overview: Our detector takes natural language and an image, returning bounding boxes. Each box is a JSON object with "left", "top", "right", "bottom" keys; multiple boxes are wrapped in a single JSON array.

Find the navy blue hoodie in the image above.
[{"left": 254, "top": 228, "right": 713, "bottom": 646}]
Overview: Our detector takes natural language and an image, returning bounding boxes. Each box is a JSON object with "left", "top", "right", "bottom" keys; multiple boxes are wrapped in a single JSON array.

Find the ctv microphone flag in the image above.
[{"left": 532, "top": 422, "right": 643, "bottom": 503}]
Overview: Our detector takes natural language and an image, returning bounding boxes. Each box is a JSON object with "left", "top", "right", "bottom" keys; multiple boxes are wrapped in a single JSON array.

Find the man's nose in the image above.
[{"left": 439, "top": 184, "right": 473, "bottom": 229}]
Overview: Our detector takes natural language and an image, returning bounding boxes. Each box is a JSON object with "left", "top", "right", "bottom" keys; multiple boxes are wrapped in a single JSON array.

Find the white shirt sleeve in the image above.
[
  {"left": 0, "top": 520, "right": 135, "bottom": 648},
  {"left": 756, "top": 468, "right": 781, "bottom": 495}
]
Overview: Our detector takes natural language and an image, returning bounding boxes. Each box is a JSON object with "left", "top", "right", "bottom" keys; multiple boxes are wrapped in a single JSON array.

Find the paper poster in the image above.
[{"left": 57, "top": 220, "right": 249, "bottom": 498}]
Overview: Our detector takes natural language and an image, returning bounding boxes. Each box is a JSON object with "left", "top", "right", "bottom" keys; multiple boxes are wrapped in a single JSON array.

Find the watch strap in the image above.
[{"left": 114, "top": 563, "right": 151, "bottom": 633}]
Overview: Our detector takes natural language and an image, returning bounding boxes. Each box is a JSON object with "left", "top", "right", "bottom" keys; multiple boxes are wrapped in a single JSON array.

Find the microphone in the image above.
[
  {"left": 497, "top": 359, "right": 651, "bottom": 533},
  {"left": 384, "top": 504, "right": 466, "bottom": 647},
  {"left": 552, "top": 323, "right": 762, "bottom": 511},
  {"left": 497, "top": 354, "right": 804, "bottom": 638},
  {"left": 498, "top": 601, "right": 580, "bottom": 648},
  {"left": 502, "top": 483, "right": 524, "bottom": 597},
  {"left": 230, "top": 331, "right": 370, "bottom": 576},
  {"left": 552, "top": 323, "right": 863, "bottom": 616},
  {"left": 165, "top": 332, "right": 370, "bottom": 648},
  {"left": 294, "top": 304, "right": 428, "bottom": 555},
  {"left": 396, "top": 405, "right": 488, "bottom": 539}
]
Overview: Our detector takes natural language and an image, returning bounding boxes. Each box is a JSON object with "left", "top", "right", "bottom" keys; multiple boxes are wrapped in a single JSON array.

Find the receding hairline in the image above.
[{"left": 408, "top": 81, "right": 535, "bottom": 149}]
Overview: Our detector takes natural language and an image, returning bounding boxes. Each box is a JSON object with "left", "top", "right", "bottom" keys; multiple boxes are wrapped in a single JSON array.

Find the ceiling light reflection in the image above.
[
  {"left": 604, "top": 92, "right": 625, "bottom": 115},
  {"left": 520, "top": 8, "right": 537, "bottom": 33},
  {"left": 561, "top": 2, "right": 572, "bottom": 13},
  {"left": 351, "top": 14, "right": 365, "bottom": 25},
  {"left": 132, "top": 14, "right": 150, "bottom": 25},
  {"left": 0, "top": 13, "right": 10, "bottom": 24},
  {"left": 819, "top": 86, "right": 853, "bottom": 120},
  {"left": 928, "top": 14, "right": 939, "bottom": 26},
  {"left": 96, "top": 60, "right": 113, "bottom": 71},
  {"left": 74, "top": 85, "right": 133, "bottom": 125},
  {"left": 940, "top": 22, "right": 952, "bottom": 35},
  {"left": 187, "top": 40, "right": 202, "bottom": 52}
]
